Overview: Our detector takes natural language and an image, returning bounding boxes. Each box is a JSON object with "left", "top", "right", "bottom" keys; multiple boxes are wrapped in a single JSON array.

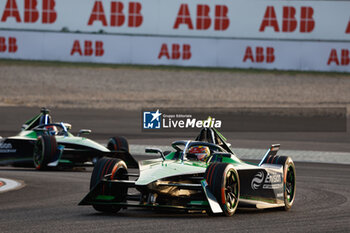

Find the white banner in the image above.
[
  {"left": 1, "top": 30, "right": 349, "bottom": 72},
  {"left": 0, "top": 0, "right": 349, "bottom": 41}
]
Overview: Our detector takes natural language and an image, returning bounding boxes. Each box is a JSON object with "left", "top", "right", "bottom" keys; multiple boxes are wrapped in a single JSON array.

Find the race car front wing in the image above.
[{"left": 79, "top": 176, "right": 223, "bottom": 213}]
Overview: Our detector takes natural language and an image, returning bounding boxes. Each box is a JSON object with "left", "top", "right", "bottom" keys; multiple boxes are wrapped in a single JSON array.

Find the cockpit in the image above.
[
  {"left": 171, "top": 140, "right": 227, "bottom": 162},
  {"left": 21, "top": 108, "right": 72, "bottom": 136},
  {"left": 22, "top": 108, "right": 53, "bottom": 131}
]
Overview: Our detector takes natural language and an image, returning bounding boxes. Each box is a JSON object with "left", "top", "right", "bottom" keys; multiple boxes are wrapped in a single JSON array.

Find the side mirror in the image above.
[
  {"left": 63, "top": 123, "right": 72, "bottom": 131},
  {"left": 145, "top": 148, "right": 165, "bottom": 161},
  {"left": 78, "top": 129, "right": 91, "bottom": 137}
]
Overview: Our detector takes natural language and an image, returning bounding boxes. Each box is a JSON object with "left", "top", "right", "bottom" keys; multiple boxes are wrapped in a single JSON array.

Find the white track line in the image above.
[{"left": 0, "top": 178, "right": 23, "bottom": 193}]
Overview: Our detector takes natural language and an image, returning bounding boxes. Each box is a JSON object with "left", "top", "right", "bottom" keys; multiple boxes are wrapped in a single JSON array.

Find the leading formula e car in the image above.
[
  {"left": 79, "top": 128, "right": 296, "bottom": 216},
  {"left": 0, "top": 108, "right": 137, "bottom": 170}
]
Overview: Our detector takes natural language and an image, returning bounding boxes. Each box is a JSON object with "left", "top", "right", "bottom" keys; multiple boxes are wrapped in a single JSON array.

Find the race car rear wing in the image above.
[{"left": 258, "top": 144, "right": 280, "bottom": 166}]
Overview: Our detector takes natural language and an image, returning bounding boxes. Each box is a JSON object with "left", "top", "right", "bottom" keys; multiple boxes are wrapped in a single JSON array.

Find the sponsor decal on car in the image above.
[
  {"left": 251, "top": 171, "right": 283, "bottom": 190},
  {"left": 0, "top": 142, "right": 16, "bottom": 153},
  {"left": 251, "top": 171, "right": 264, "bottom": 190},
  {"left": 277, "top": 192, "right": 284, "bottom": 198}
]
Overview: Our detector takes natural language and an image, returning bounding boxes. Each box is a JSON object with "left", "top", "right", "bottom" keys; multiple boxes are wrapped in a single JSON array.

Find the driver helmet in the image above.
[
  {"left": 45, "top": 125, "right": 58, "bottom": 136},
  {"left": 188, "top": 145, "right": 210, "bottom": 162}
]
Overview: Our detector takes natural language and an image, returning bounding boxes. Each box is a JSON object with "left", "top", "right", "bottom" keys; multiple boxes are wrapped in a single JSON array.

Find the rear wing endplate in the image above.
[{"left": 258, "top": 144, "right": 280, "bottom": 166}]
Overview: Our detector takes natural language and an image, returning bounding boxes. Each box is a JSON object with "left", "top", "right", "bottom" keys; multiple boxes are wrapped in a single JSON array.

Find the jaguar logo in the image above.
[{"left": 251, "top": 171, "right": 264, "bottom": 190}]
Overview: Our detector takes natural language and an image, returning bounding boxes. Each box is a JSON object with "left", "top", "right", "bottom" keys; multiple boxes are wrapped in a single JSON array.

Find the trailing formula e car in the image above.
[
  {"left": 79, "top": 128, "right": 296, "bottom": 216},
  {"left": 0, "top": 108, "right": 137, "bottom": 170}
]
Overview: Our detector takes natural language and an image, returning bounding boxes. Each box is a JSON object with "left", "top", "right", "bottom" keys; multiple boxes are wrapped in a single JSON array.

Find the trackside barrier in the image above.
[
  {"left": 0, "top": 30, "right": 349, "bottom": 72},
  {"left": 0, "top": 0, "right": 349, "bottom": 72}
]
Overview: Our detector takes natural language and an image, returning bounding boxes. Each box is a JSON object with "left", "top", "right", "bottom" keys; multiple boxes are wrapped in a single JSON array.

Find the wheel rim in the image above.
[
  {"left": 286, "top": 165, "right": 295, "bottom": 203},
  {"left": 225, "top": 169, "right": 239, "bottom": 211},
  {"left": 33, "top": 139, "right": 43, "bottom": 167}
]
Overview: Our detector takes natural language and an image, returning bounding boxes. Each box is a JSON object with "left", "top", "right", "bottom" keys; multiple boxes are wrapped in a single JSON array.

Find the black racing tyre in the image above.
[
  {"left": 204, "top": 163, "right": 240, "bottom": 216},
  {"left": 33, "top": 135, "right": 57, "bottom": 170},
  {"left": 263, "top": 155, "right": 296, "bottom": 210},
  {"left": 90, "top": 157, "right": 128, "bottom": 213},
  {"left": 107, "top": 136, "right": 129, "bottom": 153},
  {"left": 280, "top": 157, "right": 296, "bottom": 210}
]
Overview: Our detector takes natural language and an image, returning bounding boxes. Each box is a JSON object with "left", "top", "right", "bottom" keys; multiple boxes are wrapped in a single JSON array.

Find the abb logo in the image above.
[
  {"left": 88, "top": 1, "right": 142, "bottom": 27},
  {"left": 327, "top": 49, "right": 350, "bottom": 66},
  {"left": 243, "top": 46, "right": 275, "bottom": 63},
  {"left": 1, "top": 0, "right": 56, "bottom": 23},
  {"left": 260, "top": 6, "right": 315, "bottom": 33},
  {"left": 173, "top": 4, "right": 229, "bottom": 31},
  {"left": 0, "top": 37, "right": 17, "bottom": 53},
  {"left": 70, "top": 40, "right": 104, "bottom": 57},
  {"left": 158, "top": 44, "right": 191, "bottom": 60},
  {"left": 346, "top": 20, "right": 350, "bottom": 33}
]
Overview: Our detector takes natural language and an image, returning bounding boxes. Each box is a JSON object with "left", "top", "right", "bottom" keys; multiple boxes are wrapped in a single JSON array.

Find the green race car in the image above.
[
  {"left": 0, "top": 108, "right": 137, "bottom": 170},
  {"left": 80, "top": 128, "right": 296, "bottom": 216}
]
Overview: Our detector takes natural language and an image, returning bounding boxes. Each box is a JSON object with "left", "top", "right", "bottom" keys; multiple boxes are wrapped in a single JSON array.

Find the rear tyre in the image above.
[
  {"left": 204, "top": 163, "right": 240, "bottom": 216},
  {"left": 107, "top": 136, "right": 129, "bottom": 153},
  {"left": 263, "top": 155, "right": 296, "bottom": 210},
  {"left": 281, "top": 157, "right": 296, "bottom": 210},
  {"left": 33, "top": 135, "right": 57, "bottom": 170},
  {"left": 90, "top": 157, "right": 128, "bottom": 213}
]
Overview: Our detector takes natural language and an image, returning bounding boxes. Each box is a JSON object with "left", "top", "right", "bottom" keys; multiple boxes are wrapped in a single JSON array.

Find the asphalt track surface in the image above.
[{"left": 0, "top": 107, "right": 350, "bottom": 232}]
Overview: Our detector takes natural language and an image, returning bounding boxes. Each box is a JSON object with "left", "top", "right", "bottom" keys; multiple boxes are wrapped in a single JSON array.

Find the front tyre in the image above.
[
  {"left": 90, "top": 157, "right": 128, "bottom": 213},
  {"left": 204, "top": 163, "right": 240, "bottom": 216},
  {"left": 33, "top": 135, "right": 57, "bottom": 170}
]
